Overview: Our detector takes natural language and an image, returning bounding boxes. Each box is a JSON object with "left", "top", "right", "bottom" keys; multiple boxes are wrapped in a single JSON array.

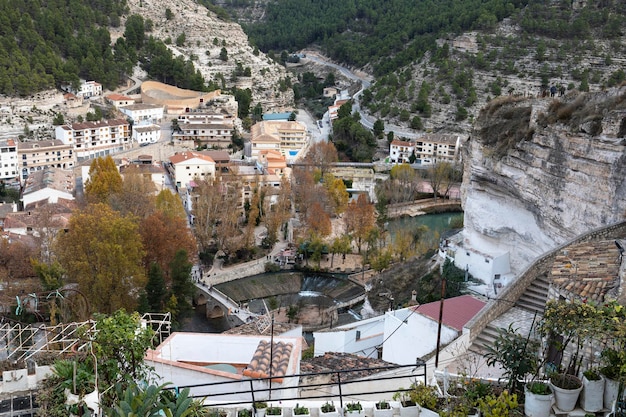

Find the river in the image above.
[{"left": 185, "top": 211, "right": 463, "bottom": 333}]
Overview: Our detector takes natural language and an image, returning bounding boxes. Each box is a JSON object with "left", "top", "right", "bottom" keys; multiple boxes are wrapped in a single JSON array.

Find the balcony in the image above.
[{"left": 174, "top": 363, "right": 426, "bottom": 407}]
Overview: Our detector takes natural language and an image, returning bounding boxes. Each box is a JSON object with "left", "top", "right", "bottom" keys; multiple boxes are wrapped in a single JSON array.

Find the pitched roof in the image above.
[
  {"left": 550, "top": 240, "right": 621, "bottom": 303},
  {"left": 169, "top": 151, "right": 215, "bottom": 165},
  {"left": 413, "top": 294, "right": 486, "bottom": 331},
  {"left": 300, "top": 352, "right": 395, "bottom": 382},
  {"left": 105, "top": 93, "right": 133, "bottom": 101},
  {"left": 391, "top": 139, "right": 413, "bottom": 147},
  {"left": 242, "top": 340, "right": 293, "bottom": 381}
]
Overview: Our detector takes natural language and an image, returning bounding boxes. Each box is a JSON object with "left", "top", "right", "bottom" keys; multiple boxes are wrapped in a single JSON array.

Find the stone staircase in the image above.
[
  {"left": 469, "top": 274, "right": 550, "bottom": 354},
  {"left": 469, "top": 321, "right": 502, "bottom": 355},
  {"left": 515, "top": 273, "right": 550, "bottom": 314}
]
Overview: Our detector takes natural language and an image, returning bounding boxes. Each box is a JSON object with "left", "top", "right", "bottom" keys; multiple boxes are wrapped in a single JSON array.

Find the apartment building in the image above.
[
  {"left": 250, "top": 121, "right": 307, "bottom": 159},
  {"left": 54, "top": 119, "right": 131, "bottom": 161},
  {"left": 414, "top": 134, "right": 461, "bottom": 165},
  {"left": 173, "top": 112, "right": 234, "bottom": 148},
  {"left": 17, "top": 139, "right": 74, "bottom": 181}
]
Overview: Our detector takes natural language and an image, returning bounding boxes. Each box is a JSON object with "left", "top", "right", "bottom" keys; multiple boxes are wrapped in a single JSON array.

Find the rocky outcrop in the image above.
[
  {"left": 121, "top": 0, "right": 293, "bottom": 112},
  {"left": 461, "top": 87, "right": 626, "bottom": 273}
]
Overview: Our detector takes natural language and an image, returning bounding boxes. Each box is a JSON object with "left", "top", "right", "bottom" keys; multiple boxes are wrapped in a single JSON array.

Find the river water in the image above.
[{"left": 185, "top": 211, "right": 463, "bottom": 333}]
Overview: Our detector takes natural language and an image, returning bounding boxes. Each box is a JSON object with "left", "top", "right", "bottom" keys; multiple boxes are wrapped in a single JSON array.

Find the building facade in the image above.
[
  {"left": 132, "top": 124, "right": 161, "bottom": 145},
  {"left": 17, "top": 140, "right": 74, "bottom": 181},
  {"left": 414, "top": 134, "right": 461, "bottom": 165},
  {"left": 0, "top": 139, "right": 18, "bottom": 181},
  {"left": 119, "top": 104, "right": 164, "bottom": 124},
  {"left": 167, "top": 151, "right": 216, "bottom": 189},
  {"left": 389, "top": 140, "right": 414, "bottom": 164},
  {"left": 250, "top": 121, "right": 307, "bottom": 159},
  {"left": 78, "top": 81, "right": 102, "bottom": 98},
  {"left": 55, "top": 119, "right": 131, "bottom": 161}
]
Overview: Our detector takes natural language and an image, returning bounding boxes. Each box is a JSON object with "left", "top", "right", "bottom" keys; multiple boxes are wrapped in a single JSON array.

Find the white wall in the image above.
[
  {"left": 22, "top": 188, "right": 74, "bottom": 207},
  {"left": 382, "top": 310, "right": 457, "bottom": 365},
  {"left": 313, "top": 316, "right": 385, "bottom": 358}
]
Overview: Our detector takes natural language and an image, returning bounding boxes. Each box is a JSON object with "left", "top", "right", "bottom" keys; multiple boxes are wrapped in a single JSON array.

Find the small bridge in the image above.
[{"left": 194, "top": 283, "right": 260, "bottom": 326}]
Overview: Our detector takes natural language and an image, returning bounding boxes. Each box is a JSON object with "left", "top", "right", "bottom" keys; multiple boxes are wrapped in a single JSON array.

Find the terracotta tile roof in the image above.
[
  {"left": 106, "top": 93, "right": 132, "bottom": 101},
  {"left": 242, "top": 340, "right": 293, "bottom": 381},
  {"left": 391, "top": 140, "right": 413, "bottom": 147},
  {"left": 550, "top": 240, "right": 621, "bottom": 303},
  {"left": 413, "top": 295, "right": 486, "bottom": 331},
  {"left": 169, "top": 151, "right": 215, "bottom": 164},
  {"left": 300, "top": 352, "right": 396, "bottom": 382}
]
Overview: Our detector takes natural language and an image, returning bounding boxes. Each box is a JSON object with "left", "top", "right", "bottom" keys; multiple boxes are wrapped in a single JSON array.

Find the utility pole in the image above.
[{"left": 435, "top": 276, "right": 446, "bottom": 369}]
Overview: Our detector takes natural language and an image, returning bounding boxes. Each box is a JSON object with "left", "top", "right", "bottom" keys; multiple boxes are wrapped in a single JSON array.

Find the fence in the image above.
[{"left": 176, "top": 362, "right": 427, "bottom": 410}]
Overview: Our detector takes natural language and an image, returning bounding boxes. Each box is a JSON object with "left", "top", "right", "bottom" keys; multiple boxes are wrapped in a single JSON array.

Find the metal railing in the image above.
[{"left": 175, "top": 362, "right": 427, "bottom": 410}]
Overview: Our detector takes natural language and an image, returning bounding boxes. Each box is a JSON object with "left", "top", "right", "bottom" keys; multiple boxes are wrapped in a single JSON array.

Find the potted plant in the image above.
[
  {"left": 524, "top": 381, "right": 553, "bottom": 417},
  {"left": 394, "top": 388, "right": 420, "bottom": 417},
  {"left": 320, "top": 402, "right": 339, "bottom": 417},
  {"left": 600, "top": 348, "right": 623, "bottom": 410},
  {"left": 344, "top": 402, "right": 364, "bottom": 417},
  {"left": 293, "top": 404, "right": 310, "bottom": 417},
  {"left": 265, "top": 405, "right": 282, "bottom": 417},
  {"left": 239, "top": 409, "right": 253, "bottom": 417},
  {"left": 550, "top": 373, "right": 583, "bottom": 412},
  {"left": 374, "top": 400, "right": 393, "bottom": 417},
  {"left": 254, "top": 402, "right": 268, "bottom": 417},
  {"left": 408, "top": 383, "right": 438, "bottom": 411},
  {"left": 581, "top": 369, "right": 604, "bottom": 412}
]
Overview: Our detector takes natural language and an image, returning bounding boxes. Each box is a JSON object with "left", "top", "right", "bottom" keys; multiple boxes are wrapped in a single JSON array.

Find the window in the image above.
[
  {"left": 485, "top": 258, "right": 490, "bottom": 263},
  {"left": 356, "top": 330, "right": 361, "bottom": 340}
]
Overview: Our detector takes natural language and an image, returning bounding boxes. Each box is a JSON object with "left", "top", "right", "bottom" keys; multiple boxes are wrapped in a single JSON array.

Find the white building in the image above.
[
  {"left": 119, "top": 103, "right": 164, "bottom": 124},
  {"left": 17, "top": 139, "right": 74, "bottom": 181},
  {"left": 55, "top": 119, "right": 131, "bottom": 161},
  {"left": 78, "top": 81, "right": 102, "bottom": 98},
  {"left": 389, "top": 140, "right": 414, "bottom": 164},
  {"left": 313, "top": 296, "right": 485, "bottom": 367},
  {"left": 145, "top": 332, "right": 303, "bottom": 401},
  {"left": 168, "top": 151, "right": 216, "bottom": 189},
  {"left": 0, "top": 139, "right": 18, "bottom": 181},
  {"left": 105, "top": 93, "right": 135, "bottom": 108},
  {"left": 414, "top": 134, "right": 461, "bottom": 165},
  {"left": 21, "top": 168, "right": 74, "bottom": 209},
  {"left": 313, "top": 315, "right": 385, "bottom": 359},
  {"left": 132, "top": 124, "right": 161, "bottom": 145}
]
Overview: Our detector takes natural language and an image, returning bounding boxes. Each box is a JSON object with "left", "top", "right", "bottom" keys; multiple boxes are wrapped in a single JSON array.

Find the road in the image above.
[{"left": 302, "top": 52, "right": 422, "bottom": 140}]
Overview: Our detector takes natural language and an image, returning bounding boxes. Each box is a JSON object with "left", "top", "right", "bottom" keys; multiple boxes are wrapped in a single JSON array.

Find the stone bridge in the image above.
[{"left": 194, "top": 283, "right": 258, "bottom": 328}]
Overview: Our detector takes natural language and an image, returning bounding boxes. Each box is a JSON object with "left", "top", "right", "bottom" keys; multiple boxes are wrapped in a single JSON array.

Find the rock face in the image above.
[
  {"left": 461, "top": 87, "right": 626, "bottom": 273},
  {"left": 121, "top": 0, "right": 293, "bottom": 112}
]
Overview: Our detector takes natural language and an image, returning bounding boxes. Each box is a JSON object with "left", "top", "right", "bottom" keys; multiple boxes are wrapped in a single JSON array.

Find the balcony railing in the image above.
[{"left": 175, "top": 362, "right": 426, "bottom": 408}]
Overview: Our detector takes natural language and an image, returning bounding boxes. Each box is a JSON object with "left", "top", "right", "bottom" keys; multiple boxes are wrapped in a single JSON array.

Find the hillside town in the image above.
[{"left": 0, "top": 0, "right": 626, "bottom": 415}]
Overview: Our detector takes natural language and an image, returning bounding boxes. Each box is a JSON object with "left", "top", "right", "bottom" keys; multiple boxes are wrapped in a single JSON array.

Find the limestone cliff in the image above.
[
  {"left": 461, "top": 87, "right": 626, "bottom": 273},
  {"left": 120, "top": 0, "right": 293, "bottom": 112}
]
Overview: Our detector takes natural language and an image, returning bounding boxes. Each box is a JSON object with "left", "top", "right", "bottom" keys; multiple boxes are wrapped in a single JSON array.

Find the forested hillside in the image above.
[
  {"left": 241, "top": 0, "right": 529, "bottom": 76},
  {"left": 232, "top": 0, "right": 626, "bottom": 135},
  {"left": 0, "top": 0, "right": 206, "bottom": 96}
]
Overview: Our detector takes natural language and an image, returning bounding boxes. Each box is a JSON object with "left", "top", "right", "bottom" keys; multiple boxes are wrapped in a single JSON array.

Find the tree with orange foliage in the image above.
[
  {"left": 344, "top": 193, "right": 376, "bottom": 253},
  {"left": 140, "top": 211, "right": 197, "bottom": 280},
  {"left": 306, "top": 201, "right": 332, "bottom": 237}
]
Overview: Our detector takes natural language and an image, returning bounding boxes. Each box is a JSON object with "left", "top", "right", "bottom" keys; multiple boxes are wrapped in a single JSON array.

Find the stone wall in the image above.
[{"left": 465, "top": 220, "right": 626, "bottom": 341}]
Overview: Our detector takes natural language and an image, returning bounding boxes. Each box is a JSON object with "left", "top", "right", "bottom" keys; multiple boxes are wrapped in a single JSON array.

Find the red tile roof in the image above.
[
  {"left": 242, "top": 340, "right": 293, "bottom": 382},
  {"left": 413, "top": 295, "right": 486, "bottom": 331}
]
